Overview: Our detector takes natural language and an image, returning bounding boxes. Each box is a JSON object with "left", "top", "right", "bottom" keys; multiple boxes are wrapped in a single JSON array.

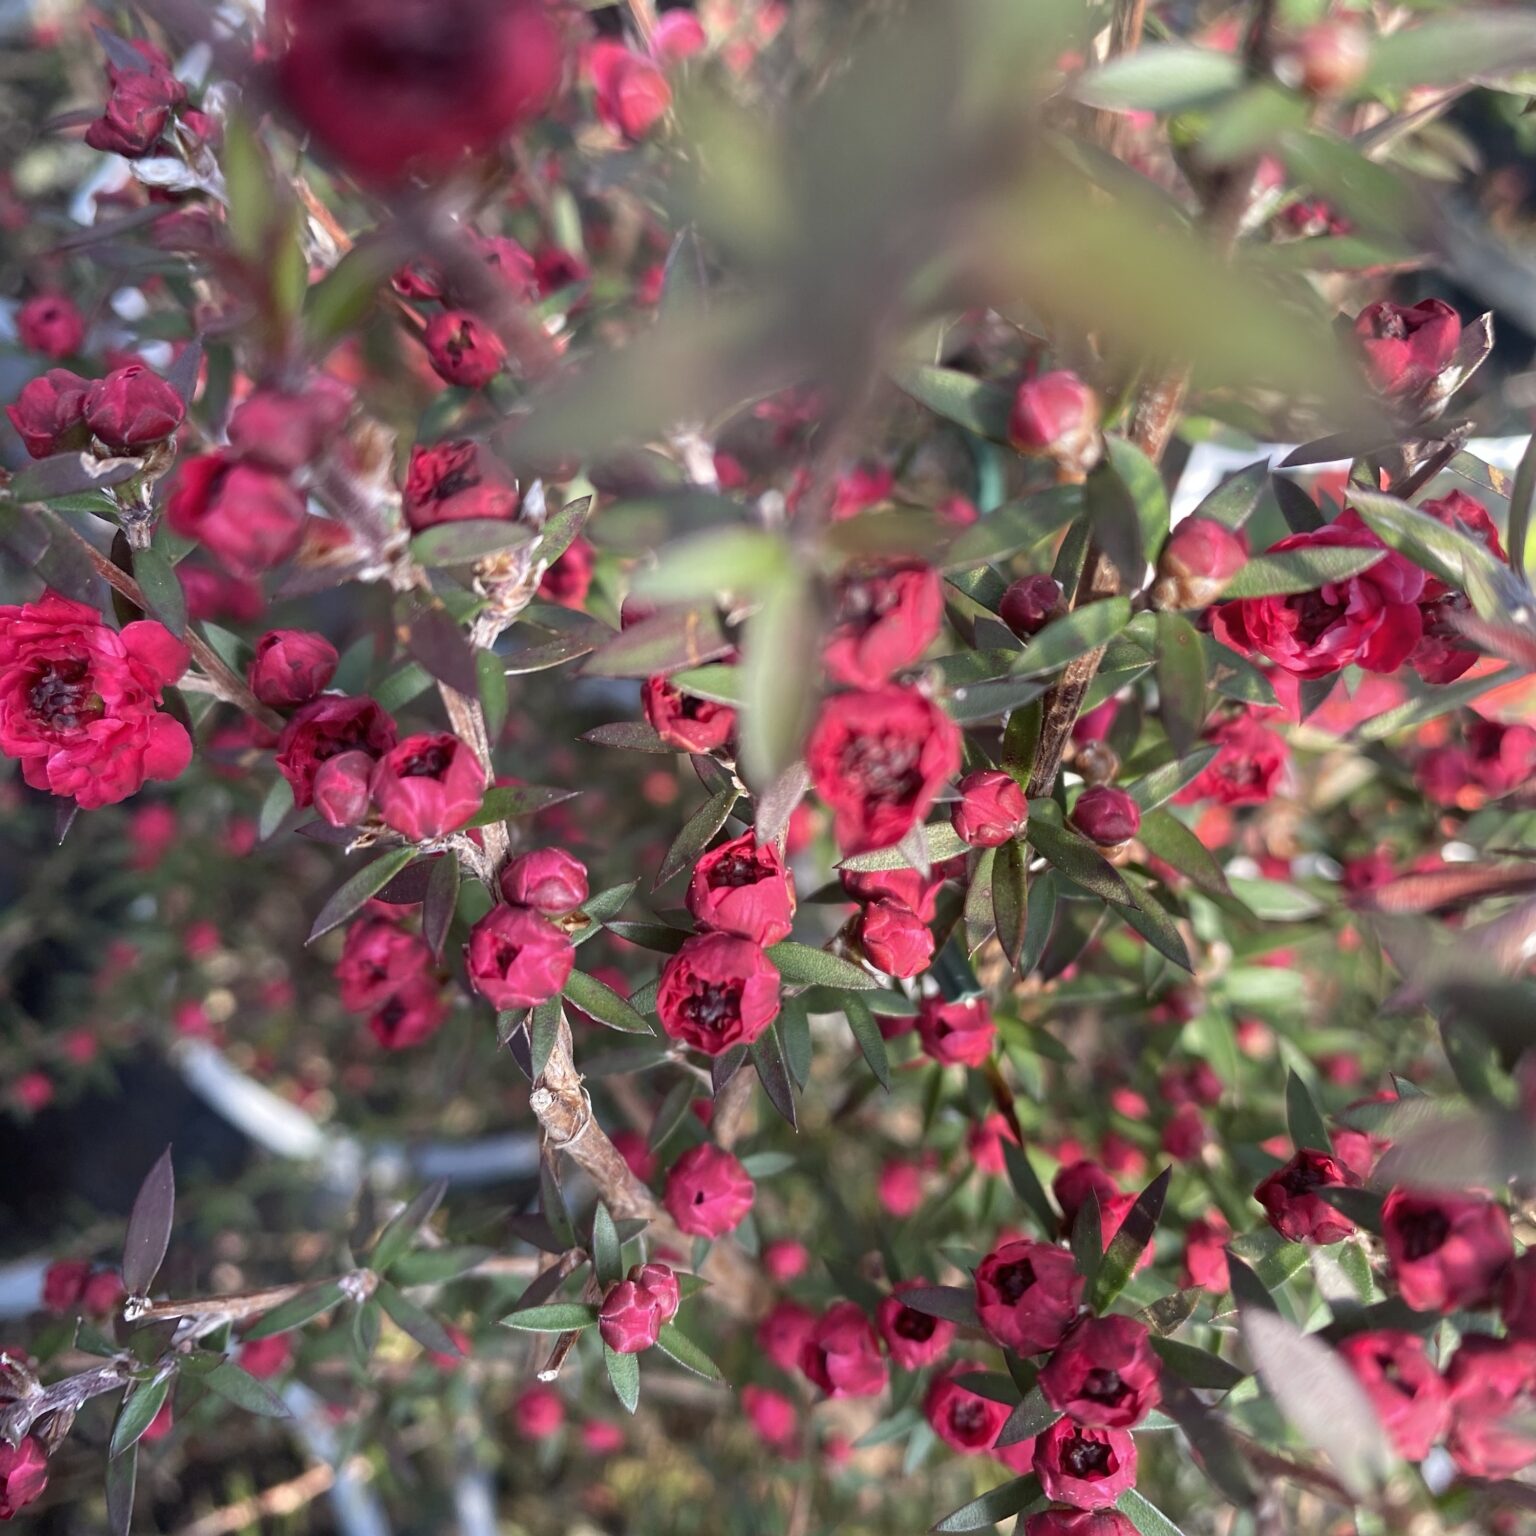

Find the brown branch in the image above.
[{"left": 174, "top": 1459, "right": 374, "bottom": 1536}]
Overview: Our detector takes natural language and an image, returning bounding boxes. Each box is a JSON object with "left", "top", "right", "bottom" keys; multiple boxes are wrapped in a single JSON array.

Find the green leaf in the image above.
[
  {"left": 992, "top": 839, "right": 1028, "bottom": 970},
  {"left": 529, "top": 998, "right": 562, "bottom": 1077},
  {"left": 1150, "top": 1337, "right": 1246, "bottom": 1391},
  {"left": 204, "top": 1361, "right": 291, "bottom": 1418},
  {"left": 370, "top": 1178, "right": 447, "bottom": 1275},
  {"left": 307, "top": 848, "right": 419, "bottom": 945},
  {"left": 667, "top": 665, "right": 743, "bottom": 705},
  {"left": 655, "top": 1321, "right": 725, "bottom": 1381},
  {"left": 894, "top": 365, "right": 1014, "bottom": 444},
  {"left": 110, "top": 1375, "right": 172, "bottom": 1458},
  {"left": 1351, "top": 487, "right": 1515, "bottom": 618},
  {"left": 1155, "top": 611, "right": 1207, "bottom": 757},
  {"left": 459, "top": 783, "right": 578, "bottom": 829},
  {"left": 1509, "top": 431, "right": 1536, "bottom": 586},
  {"left": 1105, "top": 437, "right": 1170, "bottom": 575},
  {"left": 1221, "top": 544, "right": 1384, "bottom": 598},
  {"left": 389, "top": 1246, "right": 493, "bottom": 1285},
  {"left": 605, "top": 1343, "right": 641, "bottom": 1413},
  {"left": 304, "top": 239, "right": 396, "bottom": 349},
  {"left": 500, "top": 1302, "right": 601, "bottom": 1332},
  {"left": 1013, "top": 599, "right": 1132, "bottom": 678},
  {"left": 133, "top": 546, "right": 187, "bottom": 636},
  {"left": 1027, "top": 817, "right": 1133, "bottom": 904},
  {"left": 739, "top": 569, "right": 822, "bottom": 786},
  {"left": 779, "top": 997, "right": 812, "bottom": 1088},
  {"left": 1094, "top": 1167, "right": 1170, "bottom": 1310},
  {"left": 478, "top": 648, "right": 510, "bottom": 743},
  {"left": 655, "top": 786, "right": 739, "bottom": 889},
  {"left": 1117, "top": 1488, "right": 1189, "bottom": 1536},
  {"left": 539, "top": 1158, "right": 576, "bottom": 1250},
  {"left": 1114, "top": 871, "right": 1193, "bottom": 972},
  {"left": 1002, "top": 1141, "right": 1058, "bottom": 1239},
  {"left": 766, "top": 941, "right": 875, "bottom": 991},
  {"left": 1138, "top": 809, "right": 1230, "bottom": 897},
  {"left": 241, "top": 1281, "right": 347, "bottom": 1341},
  {"left": 409, "top": 519, "right": 536, "bottom": 567},
  {"left": 1362, "top": 12, "right": 1536, "bottom": 93},
  {"left": 1019, "top": 869, "right": 1058, "bottom": 975},
  {"left": 839, "top": 822, "right": 969, "bottom": 872},
  {"left": 633, "top": 527, "right": 787, "bottom": 602},
  {"left": 944, "top": 486, "right": 1082, "bottom": 568},
  {"left": 898, "top": 1286, "right": 980, "bottom": 1327},
  {"left": 1070, "top": 1194, "right": 1103, "bottom": 1293},
  {"left": 930, "top": 1474, "right": 1043, "bottom": 1533},
  {"left": 1075, "top": 45, "right": 1243, "bottom": 111},
  {"left": 1127, "top": 746, "right": 1219, "bottom": 813},
  {"left": 563, "top": 970, "right": 653, "bottom": 1034},
  {"left": 751, "top": 1023, "right": 798, "bottom": 1129},
  {"left": 538, "top": 495, "right": 595, "bottom": 567},
  {"left": 1286, "top": 1068, "right": 1333, "bottom": 1155},
  {"left": 843, "top": 994, "right": 892, "bottom": 1091},
  {"left": 105, "top": 1443, "right": 136, "bottom": 1536},
  {"left": 592, "top": 1203, "right": 623, "bottom": 1288},
  {"left": 1192, "top": 460, "right": 1269, "bottom": 530}
]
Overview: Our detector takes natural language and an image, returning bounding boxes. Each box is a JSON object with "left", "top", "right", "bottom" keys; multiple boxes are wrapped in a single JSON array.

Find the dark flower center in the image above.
[
  {"left": 1083, "top": 1368, "right": 1128, "bottom": 1405},
  {"left": 993, "top": 1259, "right": 1036, "bottom": 1304},
  {"left": 711, "top": 853, "right": 763, "bottom": 889},
  {"left": 433, "top": 459, "right": 483, "bottom": 501},
  {"left": 841, "top": 730, "right": 922, "bottom": 803},
  {"left": 894, "top": 1307, "right": 936, "bottom": 1342},
  {"left": 1398, "top": 1209, "right": 1450, "bottom": 1262},
  {"left": 951, "top": 1399, "right": 989, "bottom": 1436},
  {"left": 28, "top": 659, "right": 101, "bottom": 733},
  {"left": 680, "top": 981, "right": 743, "bottom": 1034},
  {"left": 1061, "top": 1433, "right": 1113, "bottom": 1479},
  {"left": 1291, "top": 589, "right": 1347, "bottom": 646},
  {"left": 1282, "top": 1158, "right": 1330, "bottom": 1196},
  {"left": 399, "top": 742, "right": 452, "bottom": 779}
]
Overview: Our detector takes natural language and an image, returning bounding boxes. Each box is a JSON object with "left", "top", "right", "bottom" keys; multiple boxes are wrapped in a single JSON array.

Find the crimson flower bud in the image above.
[
  {"left": 369, "top": 733, "right": 484, "bottom": 841},
  {"left": 424, "top": 310, "right": 507, "bottom": 389},
  {"left": 6, "top": 369, "right": 91, "bottom": 459},
  {"left": 925, "top": 1361, "right": 1009, "bottom": 1454},
  {"left": 1337, "top": 1331, "right": 1449, "bottom": 1462},
  {"left": 1070, "top": 786, "right": 1140, "bottom": 848},
  {"left": 758, "top": 1301, "right": 816, "bottom": 1373},
  {"left": 1039, "top": 1315, "right": 1161, "bottom": 1428},
  {"left": 248, "top": 629, "right": 338, "bottom": 709},
  {"left": 1151, "top": 517, "right": 1248, "bottom": 610},
  {"left": 312, "top": 750, "right": 376, "bottom": 828},
  {"left": 742, "top": 1384, "right": 798, "bottom": 1451},
  {"left": 167, "top": 453, "right": 306, "bottom": 578},
  {"left": 686, "top": 832, "right": 797, "bottom": 946},
  {"left": 335, "top": 915, "right": 433, "bottom": 1012},
  {"left": 1254, "top": 1149, "right": 1359, "bottom": 1245},
  {"left": 17, "top": 296, "right": 85, "bottom": 360},
  {"left": 512, "top": 1384, "right": 565, "bottom": 1439},
  {"left": 800, "top": 1301, "right": 887, "bottom": 1399},
  {"left": 403, "top": 439, "right": 520, "bottom": 529},
  {"left": 83, "top": 363, "right": 185, "bottom": 453},
  {"left": 662, "top": 1144, "right": 754, "bottom": 1237},
  {"left": 1353, "top": 299, "right": 1462, "bottom": 402},
  {"left": 538, "top": 537, "right": 595, "bottom": 608},
  {"left": 1025, "top": 1512, "right": 1138, "bottom": 1536},
  {"left": 1382, "top": 1189, "right": 1512, "bottom": 1313},
  {"left": 1287, "top": 19, "right": 1371, "bottom": 98},
  {"left": 277, "top": 695, "right": 397, "bottom": 807},
  {"left": 590, "top": 43, "right": 672, "bottom": 140},
  {"left": 237, "top": 1334, "right": 293, "bottom": 1381},
  {"left": 974, "top": 1239, "right": 1084, "bottom": 1356},
  {"left": 227, "top": 377, "right": 354, "bottom": 472},
  {"left": 1033, "top": 1420, "right": 1137, "bottom": 1511},
  {"left": 856, "top": 898, "right": 933, "bottom": 979},
  {"left": 598, "top": 1262, "right": 680, "bottom": 1353},
  {"left": 500, "top": 847, "right": 589, "bottom": 915},
  {"left": 41, "top": 1259, "right": 90, "bottom": 1315},
  {"left": 916, "top": 996, "right": 995, "bottom": 1067},
  {"left": 951, "top": 769, "right": 1028, "bottom": 847},
  {"left": 465, "top": 905, "right": 574, "bottom": 1009},
  {"left": 0, "top": 1437, "right": 48, "bottom": 1521},
  {"left": 1008, "top": 371, "right": 1102, "bottom": 475},
  {"left": 84, "top": 70, "right": 181, "bottom": 157},
  {"left": 656, "top": 932, "right": 781, "bottom": 1056},
  {"left": 81, "top": 1269, "right": 126, "bottom": 1317},
  {"left": 1000, "top": 574, "right": 1067, "bottom": 638},
  {"left": 368, "top": 976, "right": 448, "bottom": 1049},
  {"left": 876, "top": 1279, "right": 956, "bottom": 1370}
]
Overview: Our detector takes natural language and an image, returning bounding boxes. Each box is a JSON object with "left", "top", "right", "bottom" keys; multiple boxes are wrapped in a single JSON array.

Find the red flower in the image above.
[
  {"left": 227, "top": 378, "right": 354, "bottom": 473},
  {"left": 403, "top": 440, "right": 520, "bottom": 529},
  {"left": 1000, "top": 574, "right": 1066, "bottom": 638},
  {"left": 1054, "top": 1162, "right": 1118, "bottom": 1234},
  {"left": 952, "top": 769, "right": 1028, "bottom": 847},
  {"left": 1212, "top": 515, "right": 1425, "bottom": 680},
  {"left": 1445, "top": 1334, "right": 1536, "bottom": 1478},
  {"left": 876, "top": 1279, "right": 957, "bottom": 1370},
  {"left": 1504, "top": 1251, "right": 1536, "bottom": 1338},
  {"left": 368, "top": 976, "right": 448, "bottom": 1049},
  {"left": 335, "top": 915, "right": 434, "bottom": 1013},
  {"left": 512, "top": 1384, "right": 565, "bottom": 1439},
  {"left": 598, "top": 1263, "right": 680, "bottom": 1353},
  {"left": 589, "top": 42, "right": 672, "bottom": 140},
  {"left": 313, "top": 750, "right": 375, "bottom": 827},
  {"left": 1033, "top": 1419, "right": 1137, "bottom": 1510},
  {"left": 807, "top": 685, "right": 960, "bottom": 854},
  {"left": 1025, "top": 1513, "right": 1138, "bottom": 1536},
  {"left": 85, "top": 67, "right": 182, "bottom": 157},
  {"left": 916, "top": 996, "right": 995, "bottom": 1067},
  {"left": 0, "top": 1437, "right": 48, "bottom": 1521},
  {"left": 1039, "top": 1315, "right": 1161, "bottom": 1429},
  {"left": 501, "top": 848, "right": 589, "bottom": 915},
  {"left": 656, "top": 933, "right": 780, "bottom": 1056},
  {"left": 370, "top": 732, "right": 485, "bottom": 841},
  {"left": 1382, "top": 1189, "right": 1512, "bottom": 1313},
  {"left": 6, "top": 368, "right": 90, "bottom": 458},
  {"left": 823, "top": 563, "right": 944, "bottom": 688},
  {"left": 974, "top": 1239, "right": 1084, "bottom": 1356},
  {"left": 167, "top": 452, "right": 307, "bottom": 578},
  {"left": 248, "top": 630, "right": 338, "bottom": 709},
  {"left": 1151, "top": 517, "right": 1248, "bottom": 610},
  {"left": 1070, "top": 786, "right": 1140, "bottom": 847},
  {"left": 276, "top": 695, "right": 397, "bottom": 807},
  {"left": 642, "top": 674, "right": 737, "bottom": 754},
  {"left": 925, "top": 1361, "right": 1010, "bottom": 1454},
  {"left": 0, "top": 592, "right": 190, "bottom": 808},
  {"left": 1353, "top": 299, "right": 1461, "bottom": 401},
  {"left": 841, "top": 865, "right": 947, "bottom": 922},
  {"left": 856, "top": 898, "right": 933, "bottom": 978},
  {"left": 237, "top": 1333, "right": 293, "bottom": 1380},
  {"left": 1174, "top": 713, "right": 1288, "bottom": 807},
  {"left": 465, "top": 905, "right": 574, "bottom": 1009},
  {"left": 277, "top": 0, "right": 564, "bottom": 184},
  {"left": 17, "top": 295, "right": 85, "bottom": 360},
  {"left": 1253, "top": 1150, "right": 1359, "bottom": 1245},
  {"left": 968, "top": 1112, "right": 1020, "bottom": 1176},
  {"left": 687, "top": 832, "right": 796, "bottom": 946},
  {"left": 757, "top": 1300, "right": 817, "bottom": 1374},
  {"left": 1181, "top": 1214, "right": 1231, "bottom": 1293},
  {"left": 662, "top": 1144, "right": 754, "bottom": 1237},
  {"left": 424, "top": 311, "right": 507, "bottom": 389},
  {"left": 1009, "top": 371, "right": 1101, "bottom": 473},
  {"left": 538, "top": 537, "right": 596, "bottom": 608},
  {"left": 742, "top": 1384, "right": 798, "bottom": 1451},
  {"left": 80, "top": 1269, "right": 125, "bottom": 1316},
  {"left": 82, "top": 363, "right": 184, "bottom": 453},
  {"left": 1337, "top": 1331, "right": 1448, "bottom": 1461},
  {"left": 42, "top": 1259, "right": 90, "bottom": 1314},
  {"left": 800, "top": 1301, "right": 888, "bottom": 1399}
]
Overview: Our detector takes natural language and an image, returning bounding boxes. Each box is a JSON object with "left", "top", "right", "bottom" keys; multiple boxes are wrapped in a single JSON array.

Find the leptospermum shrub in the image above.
[{"left": 5, "top": 0, "right": 1536, "bottom": 1531}]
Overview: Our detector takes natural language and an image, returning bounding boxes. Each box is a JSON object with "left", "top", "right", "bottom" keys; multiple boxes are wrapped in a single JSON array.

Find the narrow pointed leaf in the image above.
[
  {"left": 122, "top": 1147, "right": 175, "bottom": 1296},
  {"left": 308, "top": 848, "right": 418, "bottom": 944}
]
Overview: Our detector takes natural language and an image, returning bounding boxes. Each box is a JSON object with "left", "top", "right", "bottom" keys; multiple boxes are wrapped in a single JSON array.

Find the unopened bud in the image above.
[
  {"left": 1151, "top": 517, "right": 1248, "bottom": 609},
  {"left": 1008, "top": 371, "right": 1102, "bottom": 478},
  {"left": 1000, "top": 574, "right": 1067, "bottom": 639},
  {"left": 1070, "top": 784, "right": 1140, "bottom": 848}
]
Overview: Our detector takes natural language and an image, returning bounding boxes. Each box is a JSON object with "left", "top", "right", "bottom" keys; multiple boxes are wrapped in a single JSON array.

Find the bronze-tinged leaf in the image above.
[
  {"left": 122, "top": 1147, "right": 175, "bottom": 1296},
  {"left": 1353, "top": 861, "right": 1536, "bottom": 915}
]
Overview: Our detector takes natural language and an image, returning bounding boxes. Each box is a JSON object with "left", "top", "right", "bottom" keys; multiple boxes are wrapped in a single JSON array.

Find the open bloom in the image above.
[
  {"left": 1382, "top": 1189, "right": 1512, "bottom": 1313},
  {"left": 370, "top": 732, "right": 485, "bottom": 840},
  {"left": 465, "top": 905, "right": 574, "bottom": 1009},
  {"left": 276, "top": 695, "right": 397, "bottom": 807},
  {"left": 686, "top": 832, "right": 796, "bottom": 946},
  {"left": 974, "top": 1239, "right": 1084, "bottom": 1356},
  {"left": 0, "top": 592, "right": 190, "bottom": 808},
  {"left": 800, "top": 1302, "right": 887, "bottom": 1399},
  {"left": 916, "top": 996, "right": 995, "bottom": 1067},
  {"left": 167, "top": 452, "right": 307, "bottom": 578},
  {"left": 925, "top": 1362, "right": 1011, "bottom": 1454},
  {"left": 1039, "top": 1315, "right": 1161, "bottom": 1428},
  {"left": 1338, "top": 1331, "right": 1449, "bottom": 1461},
  {"left": 1254, "top": 1150, "right": 1359, "bottom": 1245},
  {"left": 876, "top": 1280, "right": 956, "bottom": 1370},
  {"left": 1034, "top": 1419, "right": 1137, "bottom": 1510},
  {"left": 403, "top": 439, "right": 520, "bottom": 529},
  {"left": 824, "top": 563, "right": 944, "bottom": 688},
  {"left": 656, "top": 933, "right": 780, "bottom": 1055}
]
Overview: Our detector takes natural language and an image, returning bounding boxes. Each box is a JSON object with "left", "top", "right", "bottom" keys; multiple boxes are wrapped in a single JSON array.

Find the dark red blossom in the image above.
[
  {"left": 423, "top": 311, "right": 507, "bottom": 389},
  {"left": 1382, "top": 1189, "right": 1512, "bottom": 1313},
  {"left": 916, "top": 996, "right": 995, "bottom": 1066},
  {"left": 823, "top": 563, "right": 944, "bottom": 688},
  {"left": 465, "top": 904, "right": 574, "bottom": 1009},
  {"left": 856, "top": 898, "right": 933, "bottom": 978},
  {"left": 662, "top": 1144, "right": 754, "bottom": 1238},
  {"left": 1039, "top": 1315, "right": 1161, "bottom": 1429},
  {"left": 952, "top": 769, "right": 1028, "bottom": 847},
  {"left": 248, "top": 630, "right": 338, "bottom": 709},
  {"left": 800, "top": 1301, "right": 887, "bottom": 1399},
  {"left": 276, "top": 695, "right": 398, "bottom": 807},
  {"left": 83, "top": 363, "right": 184, "bottom": 453},
  {"left": 598, "top": 1263, "right": 680, "bottom": 1354},
  {"left": 1033, "top": 1419, "right": 1137, "bottom": 1510},
  {"left": 656, "top": 932, "right": 780, "bottom": 1055},
  {"left": 1000, "top": 574, "right": 1066, "bottom": 638},
  {"left": 0, "top": 1438, "right": 48, "bottom": 1521},
  {"left": 1174, "top": 712, "right": 1288, "bottom": 808},
  {"left": 370, "top": 732, "right": 484, "bottom": 841},
  {"left": 974, "top": 1239, "right": 1084, "bottom": 1356},
  {"left": 167, "top": 453, "right": 307, "bottom": 578},
  {"left": 1353, "top": 299, "right": 1461, "bottom": 401},
  {"left": 1254, "top": 1149, "right": 1359, "bottom": 1245},
  {"left": 6, "top": 368, "right": 91, "bottom": 459},
  {"left": 643, "top": 675, "right": 737, "bottom": 755},
  {"left": 1445, "top": 1334, "right": 1536, "bottom": 1478},
  {"left": 876, "top": 1280, "right": 956, "bottom": 1370},
  {"left": 1071, "top": 786, "right": 1140, "bottom": 847},
  {"left": 501, "top": 848, "right": 589, "bottom": 915},
  {"left": 925, "top": 1361, "right": 1010, "bottom": 1454},
  {"left": 686, "top": 832, "right": 796, "bottom": 946},
  {"left": 1337, "top": 1331, "right": 1448, "bottom": 1461},
  {"left": 404, "top": 440, "right": 520, "bottom": 529}
]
